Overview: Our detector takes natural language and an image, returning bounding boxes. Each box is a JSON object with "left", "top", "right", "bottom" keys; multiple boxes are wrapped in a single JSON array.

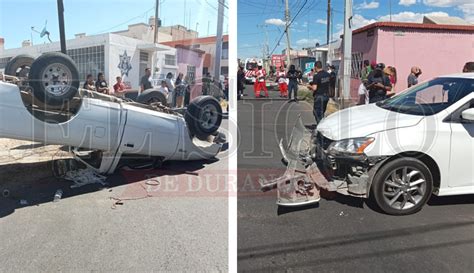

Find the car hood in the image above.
[{"left": 316, "top": 103, "right": 424, "bottom": 141}]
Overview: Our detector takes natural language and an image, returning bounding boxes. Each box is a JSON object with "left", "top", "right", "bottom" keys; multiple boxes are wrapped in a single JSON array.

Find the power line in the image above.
[
  {"left": 93, "top": 7, "right": 155, "bottom": 35},
  {"left": 269, "top": 0, "right": 309, "bottom": 56}
]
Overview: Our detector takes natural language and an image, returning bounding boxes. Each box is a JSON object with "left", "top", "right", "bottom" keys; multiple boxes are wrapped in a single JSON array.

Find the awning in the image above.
[{"left": 137, "top": 43, "right": 172, "bottom": 52}]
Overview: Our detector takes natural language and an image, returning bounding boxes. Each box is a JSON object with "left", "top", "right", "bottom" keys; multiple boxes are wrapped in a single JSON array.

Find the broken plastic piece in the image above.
[{"left": 53, "top": 189, "right": 63, "bottom": 202}]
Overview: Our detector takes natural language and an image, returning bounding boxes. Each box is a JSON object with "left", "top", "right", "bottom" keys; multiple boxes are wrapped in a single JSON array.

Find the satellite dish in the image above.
[{"left": 31, "top": 20, "right": 52, "bottom": 43}]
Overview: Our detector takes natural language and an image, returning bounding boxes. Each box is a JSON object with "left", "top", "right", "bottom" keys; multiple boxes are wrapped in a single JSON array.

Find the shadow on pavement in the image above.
[
  {"left": 0, "top": 158, "right": 215, "bottom": 218},
  {"left": 238, "top": 220, "right": 474, "bottom": 266}
]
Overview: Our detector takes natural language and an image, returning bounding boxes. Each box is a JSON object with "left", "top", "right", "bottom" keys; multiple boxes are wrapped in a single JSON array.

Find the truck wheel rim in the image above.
[
  {"left": 199, "top": 104, "right": 218, "bottom": 130},
  {"left": 41, "top": 63, "right": 73, "bottom": 97},
  {"left": 382, "top": 166, "right": 426, "bottom": 210}
]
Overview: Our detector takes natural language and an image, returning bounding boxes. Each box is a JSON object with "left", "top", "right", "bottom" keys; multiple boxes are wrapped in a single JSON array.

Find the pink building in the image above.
[
  {"left": 175, "top": 45, "right": 205, "bottom": 100},
  {"left": 348, "top": 22, "right": 474, "bottom": 99}
]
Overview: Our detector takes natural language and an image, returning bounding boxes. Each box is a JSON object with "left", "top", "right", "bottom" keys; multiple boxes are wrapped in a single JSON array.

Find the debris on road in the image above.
[
  {"left": 19, "top": 199, "right": 28, "bottom": 205},
  {"left": 64, "top": 168, "right": 107, "bottom": 188},
  {"left": 53, "top": 189, "right": 63, "bottom": 202}
]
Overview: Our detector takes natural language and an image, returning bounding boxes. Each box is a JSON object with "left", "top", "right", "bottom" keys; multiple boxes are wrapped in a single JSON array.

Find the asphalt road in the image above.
[
  {"left": 0, "top": 121, "right": 229, "bottom": 271},
  {"left": 237, "top": 85, "right": 474, "bottom": 272}
]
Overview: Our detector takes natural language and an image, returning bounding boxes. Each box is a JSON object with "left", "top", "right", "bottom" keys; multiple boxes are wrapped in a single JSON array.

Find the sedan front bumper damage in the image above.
[{"left": 259, "top": 116, "right": 388, "bottom": 207}]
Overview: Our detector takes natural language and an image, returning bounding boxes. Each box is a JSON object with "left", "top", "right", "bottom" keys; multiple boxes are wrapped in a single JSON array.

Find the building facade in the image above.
[
  {"left": 346, "top": 22, "right": 474, "bottom": 99},
  {"left": 162, "top": 35, "right": 229, "bottom": 77},
  {"left": 0, "top": 33, "right": 179, "bottom": 92}
]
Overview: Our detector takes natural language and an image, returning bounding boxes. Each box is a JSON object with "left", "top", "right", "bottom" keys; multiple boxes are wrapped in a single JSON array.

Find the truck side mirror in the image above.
[{"left": 461, "top": 108, "right": 474, "bottom": 122}]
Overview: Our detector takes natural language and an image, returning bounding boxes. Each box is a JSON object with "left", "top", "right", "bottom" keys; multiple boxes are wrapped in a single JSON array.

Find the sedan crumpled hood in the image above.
[{"left": 316, "top": 103, "right": 424, "bottom": 141}]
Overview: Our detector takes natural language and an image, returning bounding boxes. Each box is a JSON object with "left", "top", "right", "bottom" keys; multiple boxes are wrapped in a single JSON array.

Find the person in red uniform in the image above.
[
  {"left": 276, "top": 66, "right": 288, "bottom": 98},
  {"left": 254, "top": 65, "right": 268, "bottom": 98},
  {"left": 252, "top": 67, "right": 258, "bottom": 96}
]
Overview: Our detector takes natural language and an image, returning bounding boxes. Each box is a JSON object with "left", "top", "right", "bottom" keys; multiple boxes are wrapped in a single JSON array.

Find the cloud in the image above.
[
  {"left": 422, "top": 0, "right": 474, "bottom": 22},
  {"left": 378, "top": 11, "right": 449, "bottom": 22},
  {"left": 355, "top": 1, "right": 380, "bottom": 9},
  {"left": 352, "top": 14, "right": 377, "bottom": 28},
  {"left": 316, "top": 19, "right": 327, "bottom": 25},
  {"left": 399, "top": 0, "right": 417, "bottom": 6},
  {"left": 264, "top": 18, "right": 285, "bottom": 26},
  {"left": 295, "top": 38, "right": 320, "bottom": 47}
]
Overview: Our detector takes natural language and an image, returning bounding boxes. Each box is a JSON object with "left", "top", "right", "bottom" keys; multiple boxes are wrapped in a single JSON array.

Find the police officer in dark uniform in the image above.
[{"left": 310, "top": 61, "right": 331, "bottom": 124}]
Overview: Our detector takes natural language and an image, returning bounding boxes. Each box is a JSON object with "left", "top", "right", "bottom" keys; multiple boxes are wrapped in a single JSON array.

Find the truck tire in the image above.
[
  {"left": 371, "top": 157, "right": 433, "bottom": 215},
  {"left": 185, "top": 96, "right": 222, "bottom": 140},
  {"left": 28, "top": 52, "right": 79, "bottom": 107},
  {"left": 136, "top": 88, "right": 168, "bottom": 106},
  {"left": 4, "top": 54, "right": 35, "bottom": 78}
]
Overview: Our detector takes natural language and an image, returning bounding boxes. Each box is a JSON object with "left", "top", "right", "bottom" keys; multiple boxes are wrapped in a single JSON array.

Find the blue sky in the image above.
[
  {"left": 0, "top": 0, "right": 228, "bottom": 49},
  {"left": 238, "top": 0, "right": 472, "bottom": 59}
]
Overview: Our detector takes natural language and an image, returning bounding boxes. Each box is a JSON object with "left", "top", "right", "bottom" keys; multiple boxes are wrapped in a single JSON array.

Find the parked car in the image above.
[
  {"left": 0, "top": 52, "right": 225, "bottom": 174},
  {"left": 261, "top": 74, "right": 474, "bottom": 215}
]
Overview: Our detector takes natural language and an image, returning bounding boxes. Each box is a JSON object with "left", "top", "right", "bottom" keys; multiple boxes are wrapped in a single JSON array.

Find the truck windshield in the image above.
[{"left": 377, "top": 77, "right": 474, "bottom": 116}]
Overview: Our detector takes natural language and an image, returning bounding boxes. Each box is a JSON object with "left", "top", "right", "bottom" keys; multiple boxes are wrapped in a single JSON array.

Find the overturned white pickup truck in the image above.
[{"left": 0, "top": 52, "right": 225, "bottom": 174}]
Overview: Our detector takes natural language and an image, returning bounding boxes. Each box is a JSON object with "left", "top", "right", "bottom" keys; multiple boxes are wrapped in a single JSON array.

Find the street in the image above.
[
  {"left": 0, "top": 121, "right": 229, "bottom": 272},
  {"left": 237, "top": 84, "right": 474, "bottom": 272}
]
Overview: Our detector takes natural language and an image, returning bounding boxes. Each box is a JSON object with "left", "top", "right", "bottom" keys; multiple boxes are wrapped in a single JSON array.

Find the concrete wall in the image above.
[
  {"left": 376, "top": 27, "right": 474, "bottom": 91},
  {"left": 349, "top": 27, "right": 474, "bottom": 100},
  {"left": 176, "top": 47, "right": 204, "bottom": 100}
]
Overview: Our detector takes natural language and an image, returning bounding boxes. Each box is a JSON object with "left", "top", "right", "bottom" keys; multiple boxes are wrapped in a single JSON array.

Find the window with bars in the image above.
[
  {"left": 66, "top": 45, "right": 105, "bottom": 82},
  {"left": 140, "top": 51, "right": 149, "bottom": 62},
  {"left": 221, "top": 42, "right": 228, "bottom": 60},
  {"left": 165, "top": 54, "right": 176, "bottom": 66},
  {"left": 351, "top": 52, "right": 363, "bottom": 79},
  {"left": 187, "top": 65, "right": 196, "bottom": 83}
]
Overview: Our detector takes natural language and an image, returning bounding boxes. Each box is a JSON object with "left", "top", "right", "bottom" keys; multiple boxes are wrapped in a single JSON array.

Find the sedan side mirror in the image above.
[{"left": 461, "top": 108, "right": 474, "bottom": 122}]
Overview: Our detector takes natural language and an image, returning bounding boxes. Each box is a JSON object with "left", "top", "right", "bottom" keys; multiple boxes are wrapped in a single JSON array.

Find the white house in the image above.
[{"left": 0, "top": 33, "right": 178, "bottom": 91}]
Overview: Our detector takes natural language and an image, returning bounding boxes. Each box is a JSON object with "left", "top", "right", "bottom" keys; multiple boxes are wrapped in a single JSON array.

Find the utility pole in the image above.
[
  {"left": 342, "top": 0, "right": 353, "bottom": 105},
  {"left": 153, "top": 0, "right": 159, "bottom": 44},
  {"left": 326, "top": 0, "right": 331, "bottom": 45},
  {"left": 57, "top": 0, "right": 66, "bottom": 54},
  {"left": 213, "top": 0, "right": 224, "bottom": 83},
  {"left": 389, "top": 0, "right": 392, "bottom": 22},
  {"left": 284, "top": 0, "right": 291, "bottom": 68}
]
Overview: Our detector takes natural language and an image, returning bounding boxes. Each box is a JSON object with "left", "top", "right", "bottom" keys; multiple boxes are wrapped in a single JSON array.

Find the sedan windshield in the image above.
[{"left": 377, "top": 77, "right": 474, "bottom": 116}]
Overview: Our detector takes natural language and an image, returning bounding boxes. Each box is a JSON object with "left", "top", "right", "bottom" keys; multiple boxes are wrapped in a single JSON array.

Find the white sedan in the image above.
[{"left": 262, "top": 73, "right": 474, "bottom": 215}]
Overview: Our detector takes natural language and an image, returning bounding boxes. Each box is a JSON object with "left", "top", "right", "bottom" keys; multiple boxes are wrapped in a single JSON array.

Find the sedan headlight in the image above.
[{"left": 328, "top": 137, "right": 374, "bottom": 155}]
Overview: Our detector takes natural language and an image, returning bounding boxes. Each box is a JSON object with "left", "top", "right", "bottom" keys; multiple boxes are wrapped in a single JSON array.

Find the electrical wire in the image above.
[{"left": 268, "top": 0, "right": 309, "bottom": 56}]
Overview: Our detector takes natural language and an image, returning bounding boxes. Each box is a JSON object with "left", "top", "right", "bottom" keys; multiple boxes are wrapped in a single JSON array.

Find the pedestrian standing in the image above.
[
  {"left": 407, "top": 66, "right": 422, "bottom": 88},
  {"left": 165, "top": 72, "right": 175, "bottom": 106},
  {"left": 175, "top": 73, "right": 185, "bottom": 108},
  {"left": 287, "top": 65, "right": 299, "bottom": 102},
  {"left": 140, "top": 68, "right": 153, "bottom": 93},
  {"left": 95, "top": 72, "right": 109, "bottom": 94},
  {"left": 237, "top": 65, "right": 245, "bottom": 100},
  {"left": 157, "top": 80, "right": 169, "bottom": 98},
  {"left": 328, "top": 65, "right": 336, "bottom": 97},
  {"left": 184, "top": 76, "right": 192, "bottom": 106},
  {"left": 254, "top": 65, "right": 268, "bottom": 98},
  {"left": 384, "top": 66, "right": 397, "bottom": 97},
  {"left": 113, "top": 76, "right": 126, "bottom": 97},
  {"left": 309, "top": 61, "right": 331, "bottom": 124},
  {"left": 360, "top": 60, "right": 372, "bottom": 81},
  {"left": 367, "top": 63, "right": 392, "bottom": 103},
  {"left": 463, "top": 62, "right": 474, "bottom": 73},
  {"left": 276, "top": 66, "right": 288, "bottom": 98},
  {"left": 83, "top": 74, "right": 96, "bottom": 91}
]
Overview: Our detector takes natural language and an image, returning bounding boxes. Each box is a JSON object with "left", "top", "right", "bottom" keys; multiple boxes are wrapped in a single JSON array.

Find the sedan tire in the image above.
[{"left": 371, "top": 157, "right": 433, "bottom": 215}]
